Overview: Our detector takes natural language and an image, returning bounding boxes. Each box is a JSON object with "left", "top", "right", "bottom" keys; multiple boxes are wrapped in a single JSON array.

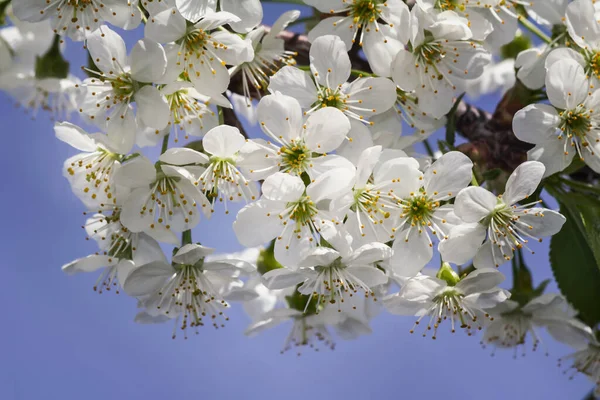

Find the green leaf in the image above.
[
  {"left": 35, "top": 35, "right": 69, "bottom": 79},
  {"left": 257, "top": 240, "right": 283, "bottom": 275},
  {"left": 445, "top": 92, "right": 465, "bottom": 147},
  {"left": 482, "top": 168, "right": 502, "bottom": 182},
  {"left": 549, "top": 194, "right": 600, "bottom": 326}
]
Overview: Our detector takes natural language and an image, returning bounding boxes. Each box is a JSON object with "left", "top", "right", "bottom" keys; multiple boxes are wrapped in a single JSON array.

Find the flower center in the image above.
[
  {"left": 287, "top": 196, "right": 318, "bottom": 226},
  {"left": 184, "top": 29, "right": 211, "bottom": 53},
  {"left": 109, "top": 73, "right": 136, "bottom": 102},
  {"left": 415, "top": 39, "right": 445, "bottom": 70},
  {"left": 434, "top": 0, "right": 465, "bottom": 11},
  {"left": 280, "top": 141, "right": 312, "bottom": 174},
  {"left": 157, "top": 264, "right": 229, "bottom": 339},
  {"left": 401, "top": 194, "right": 437, "bottom": 227},
  {"left": 66, "top": 148, "right": 120, "bottom": 203},
  {"left": 67, "top": 0, "right": 93, "bottom": 6},
  {"left": 349, "top": 0, "right": 382, "bottom": 27},
  {"left": 559, "top": 106, "right": 592, "bottom": 141},
  {"left": 317, "top": 87, "right": 345, "bottom": 109}
]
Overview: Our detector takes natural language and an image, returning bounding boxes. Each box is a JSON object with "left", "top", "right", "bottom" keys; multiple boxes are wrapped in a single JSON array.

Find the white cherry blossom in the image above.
[
  {"left": 384, "top": 266, "right": 510, "bottom": 338},
  {"left": 175, "top": 0, "right": 263, "bottom": 33},
  {"left": 269, "top": 35, "right": 397, "bottom": 124},
  {"left": 305, "top": 0, "right": 410, "bottom": 77},
  {"left": 440, "top": 161, "right": 565, "bottom": 268},
  {"left": 234, "top": 169, "right": 355, "bottom": 268},
  {"left": 81, "top": 27, "right": 170, "bottom": 150},
  {"left": 513, "top": 59, "right": 600, "bottom": 176},
  {"left": 389, "top": 151, "right": 473, "bottom": 277},
  {"left": 238, "top": 92, "right": 352, "bottom": 181},
  {"left": 124, "top": 244, "right": 254, "bottom": 338},
  {"left": 13, "top": 0, "right": 141, "bottom": 41}
]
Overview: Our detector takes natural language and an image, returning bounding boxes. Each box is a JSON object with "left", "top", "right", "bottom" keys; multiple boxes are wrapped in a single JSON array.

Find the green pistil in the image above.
[
  {"left": 317, "top": 88, "right": 345, "bottom": 109},
  {"left": 349, "top": 0, "right": 381, "bottom": 27},
  {"left": 415, "top": 40, "right": 444, "bottom": 70},
  {"left": 184, "top": 29, "right": 209, "bottom": 52},
  {"left": 110, "top": 74, "right": 135, "bottom": 100},
  {"left": 288, "top": 197, "right": 318, "bottom": 226},
  {"left": 280, "top": 142, "right": 311, "bottom": 174},
  {"left": 559, "top": 107, "right": 592, "bottom": 143},
  {"left": 434, "top": 0, "right": 464, "bottom": 12},
  {"left": 585, "top": 51, "right": 600, "bottom": 79},
  {"left": 403, "top": 194, "right": 436, "bottom": 226}
]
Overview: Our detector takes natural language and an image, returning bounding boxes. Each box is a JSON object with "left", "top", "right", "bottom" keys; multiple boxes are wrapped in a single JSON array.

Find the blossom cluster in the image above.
[{"left": 2, "top": 0, "right": 600, "bottom": 395}]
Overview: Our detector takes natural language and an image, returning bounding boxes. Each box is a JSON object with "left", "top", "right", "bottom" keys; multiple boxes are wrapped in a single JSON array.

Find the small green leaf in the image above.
[
  {"left": 445, "top": 93, "right": 465, "bottom": 147},
  {"left": 549, "top": 196, "right": 600, "bottom": 326},
  {"left": 35, "top": 35, "right": 69, "bottom": 80},
  {"left": 482, "top": 168, "right": 502, "bottom": 182},
  {"left": 257, "top": 240, "right": 283, "bottom": 275}
]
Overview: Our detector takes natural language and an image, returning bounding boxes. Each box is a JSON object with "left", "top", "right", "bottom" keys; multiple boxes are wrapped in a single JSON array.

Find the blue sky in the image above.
[{"left": 0, "top": 3, "right": 593, "bottom": 400}]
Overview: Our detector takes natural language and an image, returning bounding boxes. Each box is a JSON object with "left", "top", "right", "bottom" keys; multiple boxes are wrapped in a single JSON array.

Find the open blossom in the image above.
[
  {"left": 63, "top": 213, "right": 166, "bottom": 294},
  {"left": 124, "top": 244, "right": 254, "bottom": 338},
  {"left": 392, "top": 8, "right": 491, "bottom": 118},
  {"left": 389, "top": 151, "right": 473, "bottom": 277},
  {"left": 384, "top": 266, "right": 510, "bottom": 339},
  {"left": 55, "top": 122, "right": 127, "bottom": 209},
  {"left": 13, "top": 0, "right": 141, "bottom": 41},
  {"left": 145, "top": 10, "right": 253, "bottom": 97},
  {"left": 560, "top": 340, "right": 600, "bottom": 397},
  {"left": 483, "top": 294, "right": 594, "bottom": 356},
  {"left": 269, "top": 35, "right": 397, "bottom": 124},
  {"left": 305, "top": 0, "right": 410, "bottom": 77},
  {"left": 261, "top": 242, "right": 390, "bottom": 310},
  {"left": 175, "top": 0, "right": 263, "bottom": 33},
  {"left": 415, "top": 0, "right": 495, "bottom": 41},
  {"left": 115, "top": 153, "right": 212, "bottom": 245},
  {"left": 231, "top": 10, "right": 300, "bottom": 104},
  {"left": 234, "top": 170, "right": 355, "bottom": 268},
  {"left": 238, "top": 92, "right": 353, "bottom": 181},
  {"left": 196, "top": 125, "right": 258, "bottom": 209},
  {"left": 513, "top": 59, "right": 600, "bottom": 176},
  {"left": 440, "top": 161, "right": 566, "bottom": 268},
  {"left": 81, "top": 27, "right": 170, "bottom": 151},
  {"left": 332, "top": 145, "right": 423, "bottom": 247},
  {"left": 137, "top": 82, "right": 218, "bottom": 147}
]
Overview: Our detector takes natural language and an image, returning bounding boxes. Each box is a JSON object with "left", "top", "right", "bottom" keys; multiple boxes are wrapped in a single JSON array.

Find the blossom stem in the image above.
[
  {"left": 518, "top": 16, "right": 552, "bottom": 44},
  {"left": 350, "top": 69, "right": 374, "bottom": 77},
  {"left": 218, "top": 106, "right": 225, "bottom": 125},
  {"left": 557, "top": 176, "right": 600, "bottom": 195},
  {"left": 182, "top": 229, "right": 192, "bottom": 246},
  {"left": 471, "top": 172, "right": 479, "bottom": 187},
  {"left": 161, "top": 134, "right": 170, "bottom": 154},
  {"left": 423, "top": 139, "right": 435, "bottom": 158}
]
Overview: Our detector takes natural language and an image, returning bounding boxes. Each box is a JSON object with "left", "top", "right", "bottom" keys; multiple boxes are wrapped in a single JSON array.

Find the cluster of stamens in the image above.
[
  {"left": 197, "top": 157, "right": 256, "bottom": 213},
  {"left": 164, "top": 89, "right": 215, "bottom": 142},
  {"left": 154, "top": 264, "right": 229, "bottom": 339},
  {"left": 66, "top": 147, "right": 121, "bottom": 204},
  {"left": 558, "top": 105, "right": 598, "bottom": 161},
  {"left": 278, "top": 141, "right": 313, "bottom": 175}
]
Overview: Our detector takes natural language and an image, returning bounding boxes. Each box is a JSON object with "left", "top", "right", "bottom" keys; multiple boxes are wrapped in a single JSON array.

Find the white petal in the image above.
[
  {"left": 424, "top": 151, "right": 473, "bottom": 200},
  {"left": 221, "top": 0, "right": 263, "bottom": 32},
  {"left": 454, "top": 186, "right": 497, "bottom": 222},
  {"left": 456, "top": 268, "right": 505, "bottom": 295},
  {"left": 262, "top": 172, "right": 305, "bottom": 202},
  {"left": 256, "top": 93, "right": 302, "bottom": 143},
  {"left": 527, "top": 139, "right": 574, "bottom": 177},
  {"left": 306, "top": 168, "right": 355, "bottom": 203},
  {"left": 347, "top": 266, "right": 388, "bottom": 287},
  {"left": 438, "top": 223, "right": 487, "bottom": 265},
  {"left": 203, "top": 125, "right": 246, "bottom": 157},
  {"left": 62, "top": 255, "right": 116, "bottom": 275},
  {"left": 269, "top": 66, "right": 318, "bottom": 108},
  {"left": 363, "top": 27, "right": 405, "bottom": 77},
  {"left": 546, "top": 59, "right": 588, "bottom": 110},
  {"left": 54, "top": 122, "right": 97, "bottom": 152},
  {"left": 173, "top": 243, "right": 215, "bottom": 265},
  {"left": 114, "top": 156, "right": 156, "bottom": 188},
  {"left": 298, "top": 247, "right": 341, "bottom": 268},
  {"left": 262, "top": 268, "right": 306, "bottom": 290},
  {"left": 123, "top": 261, "right": 174, "bottom": 297},
  {"left": 344, "top": 77, "right": 397, "bottom": 116},
  {"left": 512, "top": 103, "right": 560, "bottom": 144},
  {"left": 391, "top": 228, "right": 432, "bottom": 277},
  {"left": 131, "top": 39, "right": 167, "bottom": 83},
  {"left": 176, "top": 0, "right": 218, "bottom": 22},
  {"left": 348, "top": 242, "right": 392, "bottom": 265},
  {"left": 310, "top": 35, "right": 351, "bottom": 88},
  {"left": 518, "top": 208, "right": 566, "bottom": 237},
  {"left": 87, "top": 26, "right": 127, "bottom": 74},
  {"left": 135, "top": 86, "right": 170, "bottom": 130},
  {"left": 144, "top": 7, "right": 187, "bottom": 43},
  {"left": 233, "top": 200, "right": 283, "bottom": 246},
  {"left": 565, "top": 0, "right": 600, "bottom": 49},
  {"left": 502, "top": 161, "right": 545, "bottom": 205},
  {"left": 159, "top": 148, "right": 209, "bottom": 165},
  {"left": 303, "top": 107, "right": 350, "bottom": 153}
]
